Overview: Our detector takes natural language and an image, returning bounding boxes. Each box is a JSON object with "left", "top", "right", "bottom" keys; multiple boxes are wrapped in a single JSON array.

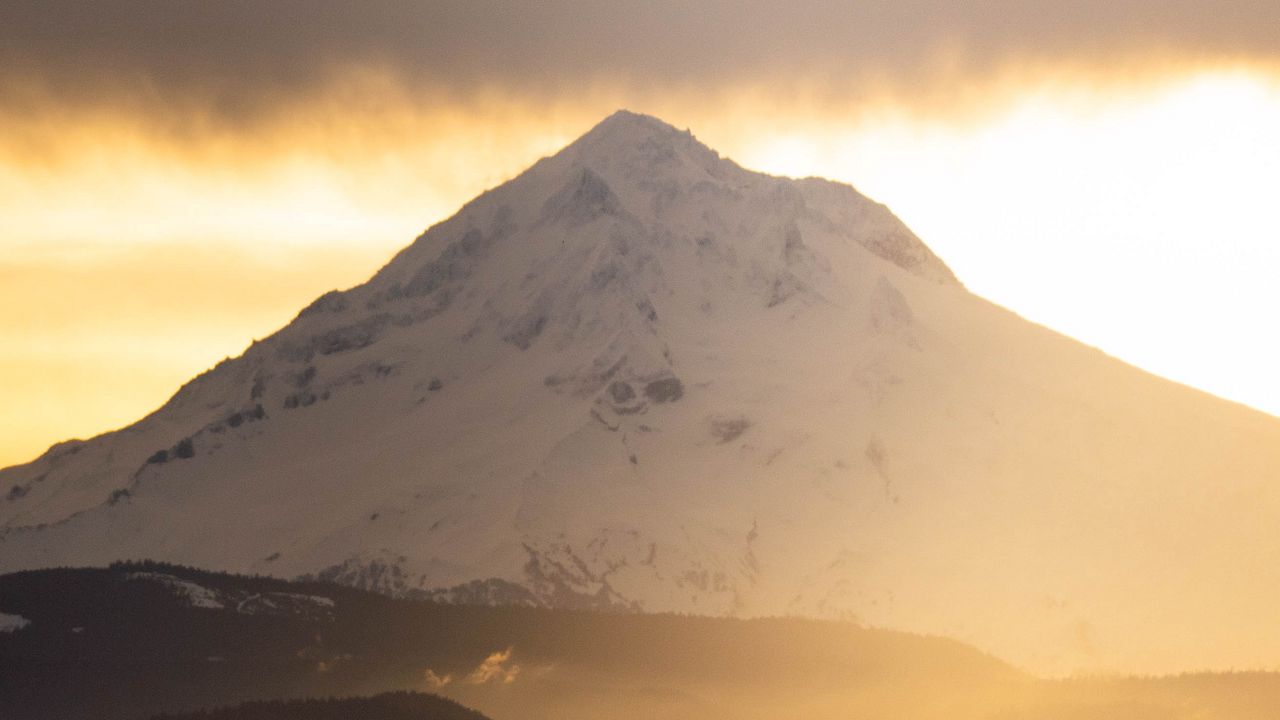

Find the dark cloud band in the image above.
[{"left": 3, "top": 1, "right": 1278, "bottom": 124}]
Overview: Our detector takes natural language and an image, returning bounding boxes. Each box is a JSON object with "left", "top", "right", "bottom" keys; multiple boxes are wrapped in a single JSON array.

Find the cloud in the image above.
[
  {"left": 424, "top": 647, "right": 521, "bottom": 690},
  {"left": 466, "top": 647, "right": 521, "bottom": 685},
  {"left": 3, "top": 1, "right": 1279, "bottom": 131},
  {"left": 423, "top": 669, "right": 453, "bottom": 689}
]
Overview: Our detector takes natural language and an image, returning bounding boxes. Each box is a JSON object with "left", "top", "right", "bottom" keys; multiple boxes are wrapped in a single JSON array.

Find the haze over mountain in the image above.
[
  {"left": 9, "top": 563, "right": 1280, "bottom": 720},
  {"left": 2, "top": 111, "right": 1278, "bottom": 676}
]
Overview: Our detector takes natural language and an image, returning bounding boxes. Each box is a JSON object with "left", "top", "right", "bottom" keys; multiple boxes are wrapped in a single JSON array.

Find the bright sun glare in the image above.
[{"left": 742, "top": 70, "right": 1280, "bottom": 419}]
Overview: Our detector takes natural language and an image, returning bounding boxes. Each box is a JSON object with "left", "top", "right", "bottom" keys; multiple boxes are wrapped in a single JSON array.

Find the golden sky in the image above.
[{"left": 2, "top": 2, "right": 1279, "bottom": 467}]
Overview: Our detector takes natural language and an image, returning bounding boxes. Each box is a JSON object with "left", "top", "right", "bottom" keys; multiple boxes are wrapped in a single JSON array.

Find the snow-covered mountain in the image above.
[{"left": 2, "top": 111, "right": 1278, "bottom": 676}]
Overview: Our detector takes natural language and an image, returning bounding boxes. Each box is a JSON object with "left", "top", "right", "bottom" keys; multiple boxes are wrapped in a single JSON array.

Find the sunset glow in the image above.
[
  {"left": 3, "top": 66, "right": 1278, "bottom": 468},
  {"left": 10, "top": 6, "right": 1280, "bottom": 710}
]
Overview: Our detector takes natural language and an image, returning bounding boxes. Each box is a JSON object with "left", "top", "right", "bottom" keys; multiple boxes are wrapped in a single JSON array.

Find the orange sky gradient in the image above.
[{"left": 2, "top": 2, "right": 1280, "bottom": 468}]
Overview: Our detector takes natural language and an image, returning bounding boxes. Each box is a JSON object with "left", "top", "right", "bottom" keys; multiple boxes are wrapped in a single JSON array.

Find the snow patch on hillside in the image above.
[
  {"left": 126, "top": 572, "right": 336, "bottom": 619},
  {"left": 128, "top": 572, "right": 225, "bottom": 609},
  {"left": 0, "top": 612, "right": 31, "bottom": 633}
]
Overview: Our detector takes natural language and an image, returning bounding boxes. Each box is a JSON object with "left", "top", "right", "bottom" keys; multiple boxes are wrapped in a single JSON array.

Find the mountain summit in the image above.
[{"left": 2, "top": 111, "right": 1278, "bottom": 676}]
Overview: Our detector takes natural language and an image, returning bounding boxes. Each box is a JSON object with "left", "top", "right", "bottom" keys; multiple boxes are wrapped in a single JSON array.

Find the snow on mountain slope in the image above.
[
  {"left": 2, "top": 110, "right": 1278, "bottom": 676},
  {"left": 0, "top": 612, "right": 30, "bottom": 633}
]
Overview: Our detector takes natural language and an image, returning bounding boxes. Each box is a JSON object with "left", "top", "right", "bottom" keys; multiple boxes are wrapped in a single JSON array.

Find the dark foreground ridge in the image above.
[
  {"left": 3, "top": 563, "right": 1280, "bottom": 720},
  {"left": 147, "top": 692, "right": 488, "bottom": 720},
  {"left": 0, "top": 562, "right": 1012, "bottom": 720}
]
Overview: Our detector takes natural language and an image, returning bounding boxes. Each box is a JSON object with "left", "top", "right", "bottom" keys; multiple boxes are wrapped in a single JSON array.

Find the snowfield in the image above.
[{"left": 1, "top": 111, "right": 1278, "bottom": 676}]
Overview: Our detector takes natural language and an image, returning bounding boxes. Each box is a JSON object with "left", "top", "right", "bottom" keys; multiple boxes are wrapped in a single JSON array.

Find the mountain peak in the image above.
[
  {"left": 590, "top": 109, "right": 678, "bottom": 135},
  {"left": 581, "top": 109, "right": 688, "bottom": 146},
  {"left": 559, "top": 109, "right": 725, "bottom": 178},
  {"left": 538, "top": 112, "right": 957, "bottom": 285},
  {"left": 33, "top": 110, "right": 1280, "bottom": 678},
  {"left": 1, "top": 102, "right": 1277, "bottom": 676}
]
